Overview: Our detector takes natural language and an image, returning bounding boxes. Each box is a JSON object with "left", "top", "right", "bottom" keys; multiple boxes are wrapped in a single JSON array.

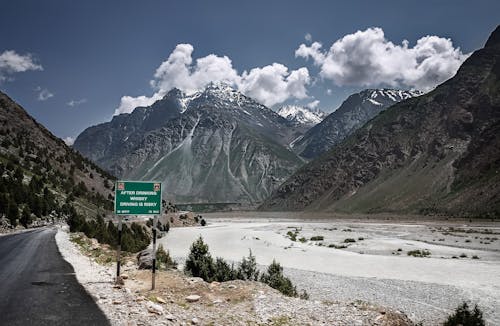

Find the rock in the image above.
[
  {"left": 121, "top": 273, "right": 129, "bottom": 280},
  {"left": 165, "top": 314, "right": 176, "bottom": 321},
  {"left": 186, "top": 295, "right": 201, "bottom": 303},
  {"left": 147, "top": 302, "right": 164, "bottom": 315},
  {"left": 212, "top": 299, "right": 223, "bottom": 304},
  {"left": 187, "top": 277, "right": 204, "bottom": 284},
  {"left": 227, "top": 284, "right": 237, "bottom": 289},
  {"left": 135, "top": 296, "right": 145, "bottom": 302},
  {"left": 191, "top": 317, "right": 200, "bottom": 324},
  {"left": 156, "top": 296, "right": 167, "bottom": 304},
  {"left": 112, "top": 299, "right": 122, "bottom": 305},
  {"left": 137, "top": 249, "right": 153, "bottom": 269},
  {"left": 90, "top": 238, "right": 99, "bottom": 250},
  {"left": 125, "top": 261, "right": 134, "bottom": 267},
  {"left": 210, "top": 281, "right": 220, "bottom": 287}
]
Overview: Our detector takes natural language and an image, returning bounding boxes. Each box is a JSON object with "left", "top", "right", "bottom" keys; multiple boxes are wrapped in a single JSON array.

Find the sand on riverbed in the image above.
[{"left": 157, "top": 213, "right": 500, "bottom": 324}]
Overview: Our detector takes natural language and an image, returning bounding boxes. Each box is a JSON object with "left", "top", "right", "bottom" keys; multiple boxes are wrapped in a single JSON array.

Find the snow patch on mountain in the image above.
[{"left": 277, "top": 105, "right": 326, "bottom": 126}]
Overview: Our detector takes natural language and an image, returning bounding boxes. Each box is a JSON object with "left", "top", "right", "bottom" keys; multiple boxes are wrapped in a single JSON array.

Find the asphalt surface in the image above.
[{"left": 0, "top": 228, "right": 110, "bottom": 325}]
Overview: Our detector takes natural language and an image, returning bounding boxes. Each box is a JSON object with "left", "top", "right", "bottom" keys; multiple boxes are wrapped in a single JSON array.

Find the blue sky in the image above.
[{"left": 0, "top": 0, "right": 499, "bottom": 143}]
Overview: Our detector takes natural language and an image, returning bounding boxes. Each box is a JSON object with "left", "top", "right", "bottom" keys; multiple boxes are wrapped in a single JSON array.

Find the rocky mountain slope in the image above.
[
  {"left": 74, "top": 82, "right": 304, "bottom": 204},
  {"left": 276, "top": 105, "right": 326, "bottom": 127},
  {"left": 292, "top": 89, "right": 422, "bottom": 159},
  {"left": 260, "top": 26, "right": 500, "bottom": 217},
  {"left": 0, "top": 91, "right": 114, "bottom": 227}
]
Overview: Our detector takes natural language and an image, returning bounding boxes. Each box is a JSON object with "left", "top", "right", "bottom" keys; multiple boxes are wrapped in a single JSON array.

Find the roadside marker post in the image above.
[
  {"left": 152, "top": 215, "right": 158, "bottom": 290},
  {"left": 114, "top": 181, "right": 162, "bottom": 288},
  {"left": 116, "top": 216, "right": 122, "bottom": 280}
]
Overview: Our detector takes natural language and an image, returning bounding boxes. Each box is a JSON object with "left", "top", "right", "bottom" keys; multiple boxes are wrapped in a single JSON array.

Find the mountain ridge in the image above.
[{"left": 260, "top": 26, "right": 500, "bottom": 216}]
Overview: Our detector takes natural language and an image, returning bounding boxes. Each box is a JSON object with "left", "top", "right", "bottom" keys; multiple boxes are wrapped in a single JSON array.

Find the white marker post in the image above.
[{"left": 152, "top": 215, "right": 158, "bottom": 290}]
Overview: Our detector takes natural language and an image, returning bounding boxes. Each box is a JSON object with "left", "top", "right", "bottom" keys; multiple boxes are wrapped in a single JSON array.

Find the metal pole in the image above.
[
  {"left": 152, "top": 215, "right": 158, "bottom": 290},
  {"left": 116, "top": 216, "right": 122, "bottom": 281}
]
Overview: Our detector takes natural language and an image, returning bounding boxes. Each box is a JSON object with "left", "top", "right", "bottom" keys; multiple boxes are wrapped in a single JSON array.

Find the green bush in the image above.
[
  {"left": 213, "top": 257, "right": 236, "bottom": 282},
  {"left": 443, "top": 302, "right": 485, "bottom": 326},
  {"left": 260, "top": 260, "right": 299, "bottom": 297},
  {"left": 156, "top": 244, "right": 177, "bottom": 270},
  {"left": 184, "top": 236, "right": 215, "bottom": 281},
  {"left": 237, "top": 250, "right": 260, "bottom": 281},
  {"left": 407, "top": 249, "right": 431, "bottom": 257}
]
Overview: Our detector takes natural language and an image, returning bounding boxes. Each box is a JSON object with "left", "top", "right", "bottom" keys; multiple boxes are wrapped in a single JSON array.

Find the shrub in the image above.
[
  {"left": 298, "top": 237, "right": 307, "bottom": 243},
  {"left": 200, "top": 218, "right": 206, "bottom": 226},
  {"left": 260, "top": 260, "right": 299, "bottom": 297},
  {"left": 310, "top": 236, "right": 324, "bottom": 241},
  {"left": 407, "top": 249, "right": 431, "bottom": 257},
  {"left": 237, "top": 250, "right": 260, "bottom": 281},
  {"left": 156, "top": 244, "right": 177, "bottom": 270},
  {"left": 460, "top": 253, "right": 468, "bottom": 258},
  {"left": 286, "top": 231, "right": 297, "bottom": 241},
  {"left": 213, "top": 257, "right": 236, "bottom": 282},
  {"left": 184, "top": 236, "right": 215, "bottom": 281},
  {"left": 443, "top": 302, "right": 485, "bottom": 326},
  {"left": 344, "top": 238, "right": 356, "bottom": 243}
]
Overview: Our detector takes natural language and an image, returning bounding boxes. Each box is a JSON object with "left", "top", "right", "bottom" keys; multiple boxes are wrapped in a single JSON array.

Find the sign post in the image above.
[{"left": 114, "top": 181, "right": 162, "bottom": 287}]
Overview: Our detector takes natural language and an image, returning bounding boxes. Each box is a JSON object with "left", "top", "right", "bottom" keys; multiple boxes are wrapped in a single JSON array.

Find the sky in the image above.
[{"left": 0, "top": 0, "right": 499, "bottom": 144}]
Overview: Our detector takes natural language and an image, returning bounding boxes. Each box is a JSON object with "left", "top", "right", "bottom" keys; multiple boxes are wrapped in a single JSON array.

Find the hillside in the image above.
[
  {"left": 0, "top": 91, "right": 115, "bottom": 228},
  {"left": 74, "top": 82, "right": 304, "bottom": 204},
  {"left": 292, "top": 89, "right": 422, "bottom": 160},
  {"left": 260, "top": 26, "right": 500, "bottom": 217}
]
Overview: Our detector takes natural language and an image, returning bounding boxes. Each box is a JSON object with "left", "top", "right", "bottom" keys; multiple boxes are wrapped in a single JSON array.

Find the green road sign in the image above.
[{"left": 115, "top": 181, "right": 162, "bottom": 215}]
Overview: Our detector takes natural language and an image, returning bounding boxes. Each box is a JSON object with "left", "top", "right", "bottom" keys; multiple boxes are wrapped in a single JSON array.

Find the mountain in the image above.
[
  {"left": 0, "top": 91, "right": 114, "bottom": 227},
  {"left": 74, "top": 82, "right": 304, "bottom": 204},
  {"left": 292, "top": 89, "right": 422, "bottom": 159},
  {"left": 260, "top": 26, "right": 500, "bottom": 217},
  {"left": 276, "top": 105, "right": 326, "bottom": 127}
]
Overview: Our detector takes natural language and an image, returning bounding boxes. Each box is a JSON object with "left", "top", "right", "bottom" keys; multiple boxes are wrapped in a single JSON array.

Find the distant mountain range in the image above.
[
  {"left": 276, "top": 105, "right": 326, "bottom": 127},
  {"left": 292, "top": 89, "right": 422, "bottom": 159},
  {"left": 74, "top": 82, "right": 304, "bottom": 204},
  {"left": 260, "top": 26, "right": 500, "bottom": 217}
]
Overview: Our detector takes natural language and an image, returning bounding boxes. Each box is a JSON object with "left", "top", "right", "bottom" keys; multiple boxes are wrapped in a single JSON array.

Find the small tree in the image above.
[
  {"left": 237, "top": 250, "right": 260, "bottom": 281},
  {"left": 184, "top": 236, "right": 215, "bottom": 281},
  {"left": 260, "top": 260, "right": 298, "bottom": 297},
  {"left": 444, "top": 302, "right": 485, "bottom": 326},
  {"left": 213, "top": 257, "right": 236, "bottom": 282},
  {"left": 20, "top": 206, "right": 32, "bottom": 228},
  {"left": 156, "top": 244, "right": 177, "bottom": 270}
]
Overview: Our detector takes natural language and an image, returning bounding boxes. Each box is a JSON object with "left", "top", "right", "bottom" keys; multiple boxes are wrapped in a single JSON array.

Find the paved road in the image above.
[{"left": 0, "top": 228, "right": 109, "bottom": 325}]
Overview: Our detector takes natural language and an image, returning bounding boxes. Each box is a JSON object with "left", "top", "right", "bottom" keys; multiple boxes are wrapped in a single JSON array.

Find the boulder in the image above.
[
  {"left": 137, "top": 249, "right": 153, "bottom": 269},
  {"left": 146, "top": 302, "right": 164, "bottom": 315}
]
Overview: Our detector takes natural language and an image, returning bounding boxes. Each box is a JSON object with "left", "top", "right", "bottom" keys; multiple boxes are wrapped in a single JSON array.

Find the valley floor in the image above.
[{"left": 159, "top": 212, "right": 500, "bottom": 325}]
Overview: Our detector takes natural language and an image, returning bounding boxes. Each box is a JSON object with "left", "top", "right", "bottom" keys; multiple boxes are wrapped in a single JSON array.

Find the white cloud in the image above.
[
  {"left": 116, "top": 43, "right": 311, "bottom": 114},
  {"left": 67, "top": 98, "right": 87, "bottom": 107},
  {"left": 305, "top": 33, "right": 312, "bottom": 42},
  {"left": 114, "top": 92, "right": 164, "bottom": 115},
  {"left": 63, "top": 137, "right": 75, "bottom": 146},
  {"left": 295, "top": 27, "right": 470, "bottom": 91},
  {"left": 0, "top": 50, "right": 43, "bottom": 82},
  {"left": 35, "top": 86, "right": 53, "bottom": 101},
  {"left": 238, "top": 64, "right": 310, "bottom": 107},
  {"left": 306, "top": 100, "right": 320, "bottom": 109}
]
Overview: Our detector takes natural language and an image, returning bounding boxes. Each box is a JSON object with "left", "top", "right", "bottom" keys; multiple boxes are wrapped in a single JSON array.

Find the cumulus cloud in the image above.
[
  {"left": 63, "top": 137, "right": 75, "bottom": 146},
  {"left": 306, "top": 100, "right": 320, "bottom": 109},
  {"left": 35, "top": 86, "right": 53, "bottom": 101},
  {"left": 116, "top": 44, "right": 311, "bottom": 114},
  {"left": 295, "top": 27, "right": 470, "bottom": 91},
  {"left": 67, "top": 98, "right": 87, "bottom": 107},
  {"left": 0, "top": 50, "right": 42, "bottom": 82},
  {"left": 305, "top": 33, "right": 312, "bottom": 42},
  {"left": 114, "top": 92, "right": 164, "bottom": 115}
]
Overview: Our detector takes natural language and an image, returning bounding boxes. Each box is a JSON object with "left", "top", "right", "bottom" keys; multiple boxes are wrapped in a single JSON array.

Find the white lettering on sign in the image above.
[
  {"left": 130, "top": 196, "right": 148, "bottom": 201},
  {"left": 120, "top": 190, "right": 136, "bottom": 195},
  {"left": 136, "top": 191, "right": 157, "bottom": 195},
  {"left": 120, "top": 202, "right": 139, "bottom": 206},
  {"left": 144, "top": 202, "right": 157, "bottom": 207}
]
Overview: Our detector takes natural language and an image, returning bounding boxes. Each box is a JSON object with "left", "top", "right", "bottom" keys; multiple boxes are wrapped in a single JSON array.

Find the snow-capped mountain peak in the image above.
[{"left": 277, "top": 105, "right": 326, "bottom": 126}]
